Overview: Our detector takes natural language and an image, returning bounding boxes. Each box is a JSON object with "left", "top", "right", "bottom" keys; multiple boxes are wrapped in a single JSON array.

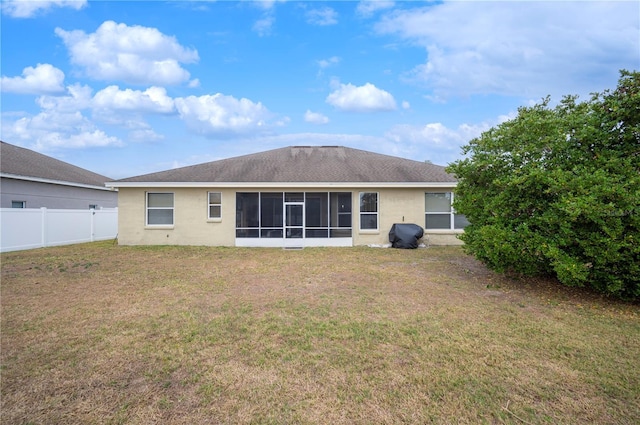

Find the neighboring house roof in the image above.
[
  {"left": 0, "top": 141, "right": 113, "bottom": 190},
  {"left": 110, "top": 146, "right": 457, "bottom": 187}
]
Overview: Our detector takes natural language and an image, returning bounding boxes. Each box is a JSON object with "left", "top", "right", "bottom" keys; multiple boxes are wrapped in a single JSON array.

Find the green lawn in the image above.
[{"left": 1, "top": 242, "right": 638, "bottom": 424}]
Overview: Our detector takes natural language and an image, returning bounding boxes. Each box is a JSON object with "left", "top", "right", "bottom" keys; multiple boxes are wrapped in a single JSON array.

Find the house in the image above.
[
  {"left": 0, "top": 141, "right": 117, "bottom": 209},
  {"left": 106, "top": 146, "right": 467, "bottom": 248}
]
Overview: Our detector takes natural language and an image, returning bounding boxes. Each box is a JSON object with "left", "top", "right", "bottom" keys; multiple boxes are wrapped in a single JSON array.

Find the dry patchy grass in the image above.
[{"left": 1, "top": 242, "right": 639, "bottom": 424}]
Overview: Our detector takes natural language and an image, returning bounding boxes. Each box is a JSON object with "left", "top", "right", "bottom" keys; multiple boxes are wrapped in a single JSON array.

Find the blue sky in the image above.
[{"left": 1, "top": 0, "right": 638, "bottom": 179}]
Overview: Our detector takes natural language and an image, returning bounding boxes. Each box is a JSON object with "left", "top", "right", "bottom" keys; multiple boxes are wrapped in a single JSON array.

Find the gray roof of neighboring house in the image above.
[
  {"left": 115, "top": 146, "right": 457, "bottom": 183},
  {"left": 0, "top": 141, "right": 113, "bottom": 188}
]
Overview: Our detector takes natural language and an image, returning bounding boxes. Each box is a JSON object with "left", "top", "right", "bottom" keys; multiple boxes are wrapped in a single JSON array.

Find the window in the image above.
[
  {"left": 146, "top": 192, "right": 174, "bottom": 226},
  {"left": 208, "top": 192, "right": 222, "bottom": 219},
  {"left": 260, "top": 192, "right": 283, "bottom": 238},
  {"left": 306, "top": 192, "right": 329, "bottom": 238},
  {"left": 425, "top": 192, "right": 469, "bottom": 230},
  {"left": 359, "top": 192, "right": 378, "bottom": 231},
  {"left": 11, "top": 201, "right": 25, "bottom": 208},
  {"left": 236, "top": 192, "right": 260, "bottom": 237},
  {"left": 330, "top": 192, "right": 352, "bottom": 237}
]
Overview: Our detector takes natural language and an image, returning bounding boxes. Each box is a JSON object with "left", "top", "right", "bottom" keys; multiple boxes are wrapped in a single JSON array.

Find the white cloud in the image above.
[
  {"left": 93, "top": 86, "right": 175, "bottom": 114},
  {"left": 317, "top": 56, "right": 340, "bottom": 69},
  {"left": 2, "top": 110, "right": 122, "bottom": 150},
  {"left": 55, "top": 20, "right": 199, "bottom": 86},
  {"left": 20, "top": 110, "right": 89, "bottom": 133},
  {"left": 253, "top": 15, "right": 275, "bottom": 36},
  {"left": 1, "top": 0, "right": 87, "bottom": 18},
  {"left": 194, "top": 108, "right": 512, "bottom": 166},
  {"left": 35, "top": 130, "right": 123, "bottom": 150},
  {"left": 275, "top": 116, "right": 290, "bottom": 127},
  {"left": 304, "top": 110, "right": 329, "bottom": 125},
  {"left": 252, "top": 0, "right": 284, "bottom": 11},
  {"left": 387, "top": 122, "right": 487, "bottom": 148},
  {"left": 357, "top": 1, "right": 394, "bottom": 18},
  {"left": 36, "top": 83, "right": 93, "bottom": 111},
  {"left": 329, "top": 77, "right": 341, "bottom": 90},
  {"left": 128, "top": 127, "right": 164, "bottom": 143},
  {"left": 1, "top": 64, "right": 66, "bottom": 94},
  {"left": 306, "top": 7, "right": 338, "bottom": 26},
  {"left": 401, "top": 100, "right": 410, "bottom": 110},
  {"left": 376, "top": 2, "right": 640, "bottom": 99},
  {"left": 326, "top": 82, "right": 397, "bottom": 112},
  {"left": 175, "top": 93, "right": 273, "bottom": 137},
  {"left": 251, "top": 0, "right": 287, "bottom": 35},
  {"left": 384, "top": 120, "right": 496, "bottom": 164},
  {"left": 5, "top": 79, "right": 175, "bottom": 148},
  {"left": 35, "top": 83, "right": 171, "bottom": 142},
  {"left": 316, "top": 56, "right": 340, "bottom": 77}
]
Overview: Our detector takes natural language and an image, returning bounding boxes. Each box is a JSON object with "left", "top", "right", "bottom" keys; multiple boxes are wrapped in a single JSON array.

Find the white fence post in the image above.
[
  {"left": 90, "top": 208, "right": 95, "bottom": 242},
  {"left": 0, "top": 207, "right": 118, "bottom": 253},
  {"left": 41, "top": 207, "right": 47, "bottom": 249}
]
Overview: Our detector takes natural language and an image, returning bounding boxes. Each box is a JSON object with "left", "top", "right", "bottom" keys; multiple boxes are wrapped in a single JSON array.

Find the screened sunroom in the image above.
[{"left": 235, "top": 192, "right": 353, "bottom": 247}]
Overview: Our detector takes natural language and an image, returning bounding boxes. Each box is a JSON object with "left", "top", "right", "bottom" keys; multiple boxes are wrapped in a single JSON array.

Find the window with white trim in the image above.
[
  {"left": 11, "top": 201, "right": 26, "bottom": 208},
  {"left": 146, "top": 192, "right": 174, "bottom": 226},
  {"left": 208, "top": 192, "right": 222, "bottom": 219},
  {"left": 425, "top": 192, "right": 469, "bottom": 230},
  {"left": 359, "top": 192, "right": 378, "bottom": 230}
]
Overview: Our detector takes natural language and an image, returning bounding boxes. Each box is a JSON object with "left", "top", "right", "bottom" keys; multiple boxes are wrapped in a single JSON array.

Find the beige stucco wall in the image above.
[
  {"left": 117, "top": 187, "right": 464, "bottom": 247},
  {"left": 359, "top": 187, "right": 464, "bottom": 246},
  {"left": 117, "top": 187, "right": 236, "bottom": 246}
]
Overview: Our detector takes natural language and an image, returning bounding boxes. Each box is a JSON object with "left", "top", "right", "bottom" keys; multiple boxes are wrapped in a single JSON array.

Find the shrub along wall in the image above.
[{"left": 448, "top": 70, "right": 640, "bottom": 299}]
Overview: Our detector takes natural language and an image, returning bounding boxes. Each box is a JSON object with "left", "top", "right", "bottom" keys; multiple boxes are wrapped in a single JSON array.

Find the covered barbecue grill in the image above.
[{"left": 389, "top": 223, "right": 424, "bottom": 249}]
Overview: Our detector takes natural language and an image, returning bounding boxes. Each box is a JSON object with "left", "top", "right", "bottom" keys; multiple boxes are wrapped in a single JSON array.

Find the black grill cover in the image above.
[{"left": 389, "top": 223, "right": 424, "bottom": 249}]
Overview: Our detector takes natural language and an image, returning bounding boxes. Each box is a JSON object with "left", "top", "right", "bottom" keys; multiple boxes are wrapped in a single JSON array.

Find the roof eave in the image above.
[
  {"left": 1, "top": 173, "right": 116, "bottom": 191},
  {"left": 106, "top": 181, "right": 457, "bottom": 189}
]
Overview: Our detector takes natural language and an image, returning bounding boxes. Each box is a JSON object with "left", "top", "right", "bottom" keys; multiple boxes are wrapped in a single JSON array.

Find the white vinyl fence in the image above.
[{"left": 0, "top": 208, "right": 118, "bottom": 253}]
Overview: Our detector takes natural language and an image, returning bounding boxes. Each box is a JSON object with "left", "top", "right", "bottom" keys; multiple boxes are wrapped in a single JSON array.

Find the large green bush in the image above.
[{"left": 447, "top": 71, "right": 640, "bottom": 299}]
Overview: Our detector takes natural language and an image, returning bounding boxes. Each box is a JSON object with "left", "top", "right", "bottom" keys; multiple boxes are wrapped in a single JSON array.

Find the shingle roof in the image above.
[
  {"left": 0, "top": 141, "right": 113, "bottom": 188},
  {"left": 116, "top": 146, "right": 457, "bottom": 183}
]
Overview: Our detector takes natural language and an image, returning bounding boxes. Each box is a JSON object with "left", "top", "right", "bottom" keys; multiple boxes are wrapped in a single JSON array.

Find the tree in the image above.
[{"left": 447, "top": 70, "right": 640, "bottom": 299}]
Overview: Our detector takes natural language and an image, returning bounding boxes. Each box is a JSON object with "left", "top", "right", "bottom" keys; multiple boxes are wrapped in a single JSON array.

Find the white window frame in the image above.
[
  {"left": 425, "top": 192, "right": 468, "bottom": 230},
  {"left": 146, "top": 192, "right": 174, "bottom": 227},
  {"left": 359, "top": 192, "right": 379, "bottom": 232},
  {"left": 208, "top": 192, "right": 222, "bottom": 221}
]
